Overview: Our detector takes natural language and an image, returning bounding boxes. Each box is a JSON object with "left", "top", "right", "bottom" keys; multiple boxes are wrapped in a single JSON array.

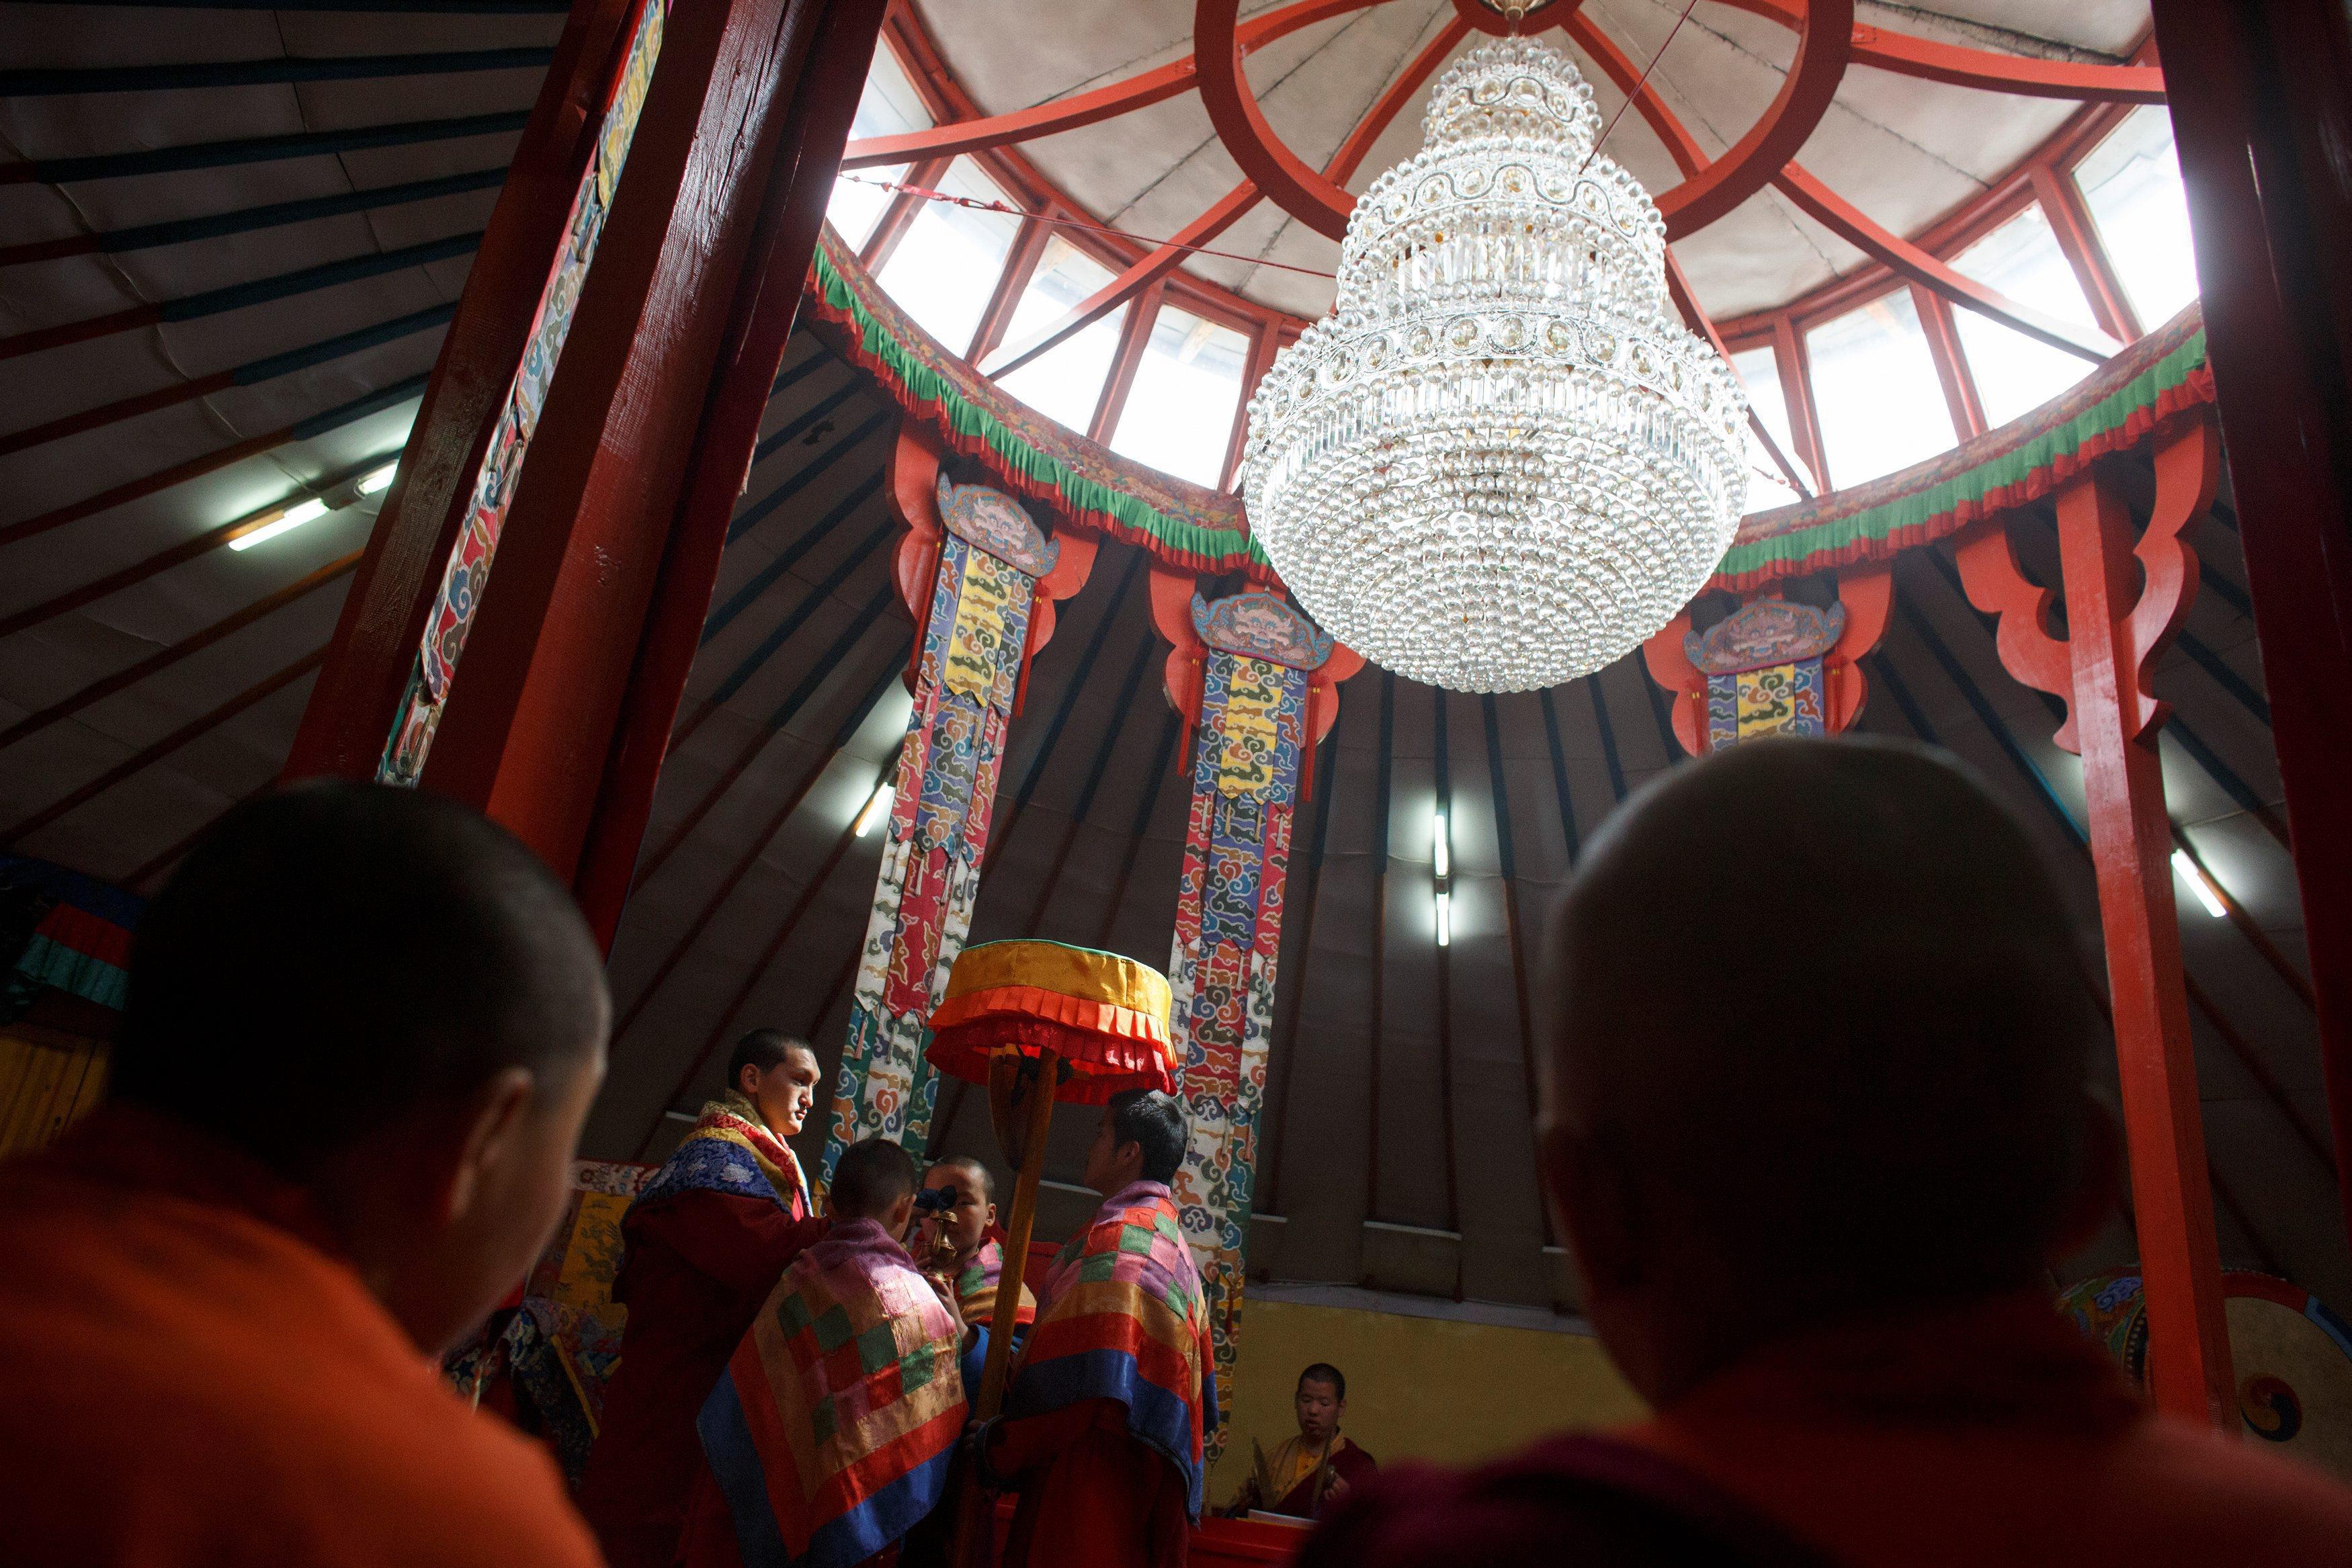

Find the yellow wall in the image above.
[
  {"left": 0, "top": 1026, "right": 108, "bottom": 1159},
  {"left": 1206, "top": 1297, "right": 1648, "bottom": 1505}
]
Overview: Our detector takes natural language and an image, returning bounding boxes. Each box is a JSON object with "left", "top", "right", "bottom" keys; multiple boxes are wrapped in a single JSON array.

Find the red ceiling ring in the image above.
[{"left": 1192, "top": 0, "right": 1853, "bottom": 244}]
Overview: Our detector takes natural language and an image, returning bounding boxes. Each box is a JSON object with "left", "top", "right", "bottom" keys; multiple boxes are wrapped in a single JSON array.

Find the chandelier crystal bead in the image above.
[{"left": 1239, "top": 38, "right": 1748, "bottom": 694}]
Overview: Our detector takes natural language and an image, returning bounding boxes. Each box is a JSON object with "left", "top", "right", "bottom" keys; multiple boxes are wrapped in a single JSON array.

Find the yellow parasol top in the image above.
[{"left": 925, "top": 939, "right": 1175, "bottom": 1102}]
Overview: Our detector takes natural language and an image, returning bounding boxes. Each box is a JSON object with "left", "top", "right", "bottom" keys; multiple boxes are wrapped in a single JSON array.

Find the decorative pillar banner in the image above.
[
  {"left": 1642, "top": 564, "right": 1892, "bottom": 755},
  {"left": 1687, "top": 599, "right": 1845, "bottom": 746},
  {"left": 1159, "top": 588, "right": 1346, "bottom": 1446},
  {"left": 377, "top": 0, "right": 668, "bottom": 785},
  {"left": 821, "top": 474, "right": 1062, "bottom": 1181}
]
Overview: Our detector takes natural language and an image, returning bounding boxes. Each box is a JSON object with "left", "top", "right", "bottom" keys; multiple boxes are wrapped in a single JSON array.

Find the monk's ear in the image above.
[{"left": 442, "top": 1067, "right": 536, "bottom": 1227}]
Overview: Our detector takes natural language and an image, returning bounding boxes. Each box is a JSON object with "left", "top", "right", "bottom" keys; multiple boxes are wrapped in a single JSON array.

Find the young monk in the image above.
[
  {"left": 982, "top": 1090, "right": 1217, "bottom": 1568},
  {"left": 696, "top": 1137, "right": 968, "bottom": 1568},
  {"left": 1302, "top": 738, "right": 2352, "bottom": 1567},
  {"left": 581, "top": 1031, "right": 826, "bottom": 1568},
  {"left": 918, "top": 1154, "right": 1036, "bottom": 1355},
  {"left": 1224, "top": 1364, "right": 1375, "bottom": 1520},
  {"left": 0, "top": 783, "right": 610, "bottom": 1567}
]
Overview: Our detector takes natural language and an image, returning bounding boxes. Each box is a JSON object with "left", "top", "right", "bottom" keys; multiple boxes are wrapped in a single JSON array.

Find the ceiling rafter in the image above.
[
  {"left": 983, "top": 9, "right": 1468, "bottom": 380},
  {"left": 840, "top": 0, "right": 1385, "bottom": 170}
]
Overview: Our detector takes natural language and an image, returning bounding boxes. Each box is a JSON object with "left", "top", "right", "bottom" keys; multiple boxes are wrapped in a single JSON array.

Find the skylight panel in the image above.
[
  {"left": 1950, "top": 204, "right": 2101, "bottom": 427},
  {"left": 2074, "top": 106, "right": 2199, "bottom": 330},
  {"left": 1741, "top": 427, "right": 1803, "bottom": 513},
  {"left": 1730, "top": 343, "right": 1811, "bottom": 500},
  {"left": 1805, "top": 290, "right": 1960, "bottom": 488},
  {"left": 1109, "top": 306, "right": 1250, "bottom": 487},
  {"left": 875, "top": 157, "right": 1023, "bottom": 356},
  {"left": 827, "top": 42, "right": 931, "bottom": 249},
  {"left": 999, "top": 236, "right": 1116, "bottom": 351},
  {"left": 994, "top": 237, "right": 1125, "bottom": 431},
  {"left": 999, "top": 306, "right": 1130, "bottom": 432}
]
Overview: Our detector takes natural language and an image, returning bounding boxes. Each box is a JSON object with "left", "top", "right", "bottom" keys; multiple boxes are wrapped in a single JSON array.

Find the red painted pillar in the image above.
[
  {"left": 1955, "top": 419, "right": 2232, "bottom": 1426},
  {"left": 2148, "top": 0, "right": 2352, "bottom": 1252},
  {"left": 570, "top": 0, "right": 892, "bottom": 944},
  {"left": 284, "top": 0, "right": 640, "bottom": 782},
  {"left": 290, "top": 0, "right": 888, "bottom": 928},
  {"left": 420, "top": 0, "right": 886, "bottom": 885},
  {"left": 2056, "top": 455, "right": 2234, "bottom": 1427}
]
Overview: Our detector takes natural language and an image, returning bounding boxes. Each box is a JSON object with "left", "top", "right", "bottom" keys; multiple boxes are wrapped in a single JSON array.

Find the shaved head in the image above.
[
  {"left": 931, "top": 1153, "right": 994, "bottom": 1205},
  {"left": 112, "top": 780, "right": 611, "bottom": 1353},
  {"left": 118, "top": 781, "right": 610, "bottom": 1172},
  {"left": 1543, "top": 737, "right": 2106, "bottom": 1395}
]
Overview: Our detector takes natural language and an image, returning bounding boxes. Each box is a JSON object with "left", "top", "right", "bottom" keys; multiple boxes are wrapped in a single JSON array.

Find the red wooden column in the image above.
[
  {"left": 422, "top": 0, "right": 888, "bottom": 884},
  {"left": 293, "top": 0, "right": 888, "bottom": 928},
  {"left": 571, "top": 0, "right": 894, "bottom": 943},
  {"left": 285, "top": 0, "right": 639, "bottom": 783},
  {"left": 2148, "top": 0, "right": 2352, "bottom": 1254},
  {"left": 1957, "top": 421, "right": 2234, "bottom": 1426},
  {"left": 2062, "top": 441, "right": 2233, "bottom": 1428}
]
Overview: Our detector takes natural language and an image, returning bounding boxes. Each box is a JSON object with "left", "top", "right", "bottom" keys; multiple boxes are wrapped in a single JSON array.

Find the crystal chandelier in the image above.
[{"left": 1239, "top": 38, "right": 1748, "bottom": 693}]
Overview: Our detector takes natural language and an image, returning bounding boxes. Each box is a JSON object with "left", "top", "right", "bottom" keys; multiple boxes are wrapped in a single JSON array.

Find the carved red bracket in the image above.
[
  {"left": 1825, "top": 563, "right": 1893, "bottom": 731},
  {"left": 1642, "top": 611, "right": 1708, "bottom": 757},
  {"left": 1953, "top": 513, "right": 2080, "bottom": 750},
  {"left": 2123, "top": 418, "right": 2218, "bottom": 737},
  {"left": 1642, "top": 562, "right": 1890, "bottom": 757},
  {"left": 889, "top": 423, "right": 946, "bottom": 693},
  {"left": 1953, "top": 414, "right": 2214, "bottom": 752},
  {"left": 890, "top": 419, "right": 1098, "bottom": 712}
]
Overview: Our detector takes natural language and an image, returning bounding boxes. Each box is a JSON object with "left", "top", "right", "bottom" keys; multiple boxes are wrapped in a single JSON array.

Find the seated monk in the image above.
[
  {"left": 693, "top": 1137, "right": 968, "bottom": 1568},
  {"left": 982, "top": 1090, "right": 1217, "bottom": 1568},
  {"left": 0, "top": 783, "right": 610, "bottom": 1567},
  {"left": 1224, "top": 1363, "right": 1374, "bottom": 1520},
  {"left": 581, "top": 1031, "right": 826, "bottom": 1568},
  {"left": 1301, "top": 738, "right": 2352, "bottom": 1567}
]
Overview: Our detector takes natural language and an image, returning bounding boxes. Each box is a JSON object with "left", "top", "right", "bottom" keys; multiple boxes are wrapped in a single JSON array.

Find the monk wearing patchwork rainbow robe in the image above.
[
  {"left": 581, "top": 1032, "right": 825, "bottom": 1568},
  {"left": 983, "top": 1089, "right": 1217, "bottom": 1568},
  {"left": 698, "top": 1137, "right": 969, "bottom": 1568}
]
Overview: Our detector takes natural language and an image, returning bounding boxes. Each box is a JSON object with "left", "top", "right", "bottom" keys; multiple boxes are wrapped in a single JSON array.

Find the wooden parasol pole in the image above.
[
  {"left": 950, "top": 1047, "right": 1059, "bottom": 1568},
  {"left": 976, "top": 1046, "right": 1058, "bottom": 1418}
]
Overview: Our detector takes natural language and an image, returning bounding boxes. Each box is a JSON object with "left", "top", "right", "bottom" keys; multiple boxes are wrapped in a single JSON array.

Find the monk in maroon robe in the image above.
[
  {"left": 1223, "top": 1364, "right": 1374, "bottom": 1520},
  {"left": 1, "top": 784, "right": 613, "bottom": 1567},
  {"left": 579, "top": 1033, "right": 825, "bottom": 1568},
  {"left": 983, "top": 1092, "right": 1214, "bottom": 1568},
  {"left": 1302, "top": 740, "right": 2352, "bottom": 1567}
]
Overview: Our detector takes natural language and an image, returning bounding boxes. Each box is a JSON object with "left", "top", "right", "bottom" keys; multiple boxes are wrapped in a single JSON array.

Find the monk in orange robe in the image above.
[
  {"left": 982, "top": 1090, "right": 1216, "bottom": 1568},
  {"left": 580, "top": 1033, "right": 825, "bottom": 1568},
  {"left": 0, "top": 782, "right": 614, "bottom": 1567},
  {"left": 1302, "top": 740, "right": 2352, "bottom": 1566}
]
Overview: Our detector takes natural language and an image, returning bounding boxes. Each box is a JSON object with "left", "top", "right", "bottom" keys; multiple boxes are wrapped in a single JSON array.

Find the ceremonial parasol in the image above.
[{"left": 926, "top": 939, "right": 1176, "bottom": 1420}]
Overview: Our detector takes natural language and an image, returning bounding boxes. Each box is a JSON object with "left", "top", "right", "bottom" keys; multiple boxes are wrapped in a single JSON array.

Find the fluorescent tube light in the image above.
[
  {"left": 1435, "top": 889, "right": 1451, "bottom": 947},
  {"left": 228, "top": 497, "right": 329, "bottom": 552},
  {"left": 854, "top": 782, "right": 895, "bottom": 838},
  {"left": 358, "top": 464, "right": 397, "bottom": 495},
  {"left": 2171, "top": 848, "right": 2226, "bottom": 918},
  {"left": 1432, "top": 808, "right": 1449, "bottom": 879}
]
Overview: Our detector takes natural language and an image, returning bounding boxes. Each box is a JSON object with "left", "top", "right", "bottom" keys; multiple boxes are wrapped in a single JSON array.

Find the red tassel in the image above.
[{"left": 1011, "top": 587, "right": 1040, "bottom": 717}]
